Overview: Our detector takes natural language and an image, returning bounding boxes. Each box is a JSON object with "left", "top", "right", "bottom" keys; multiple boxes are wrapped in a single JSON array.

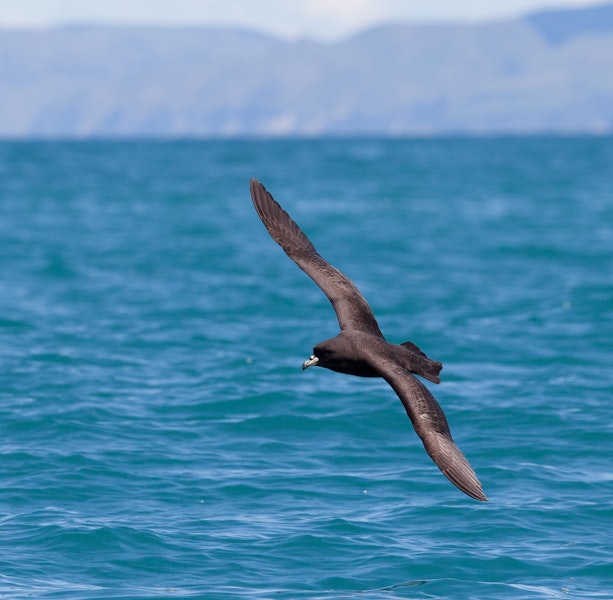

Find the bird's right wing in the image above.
[{"left": 250, "top": 179, "right": 383, "bottom": 337}]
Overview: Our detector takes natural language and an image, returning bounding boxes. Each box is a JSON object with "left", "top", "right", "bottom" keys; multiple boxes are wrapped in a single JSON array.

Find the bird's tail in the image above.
[{"left": 400, "top": 341, "right": 443, "bottom": 384}]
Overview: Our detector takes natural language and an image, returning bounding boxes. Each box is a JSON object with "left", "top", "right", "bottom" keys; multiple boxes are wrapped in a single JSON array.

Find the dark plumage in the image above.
[{"left": 250, "top": 178, "right": 487, "bottom": 502}]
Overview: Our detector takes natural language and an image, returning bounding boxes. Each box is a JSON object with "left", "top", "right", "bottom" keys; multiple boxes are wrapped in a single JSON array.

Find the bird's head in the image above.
[{"left": 301, "top": 337, "right": 345, "bottom": 371}]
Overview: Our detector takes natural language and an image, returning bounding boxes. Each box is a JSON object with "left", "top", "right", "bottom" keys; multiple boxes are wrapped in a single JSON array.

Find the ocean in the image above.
[{"left": 0, "top": 138, "right": 611, "bottom": 599}]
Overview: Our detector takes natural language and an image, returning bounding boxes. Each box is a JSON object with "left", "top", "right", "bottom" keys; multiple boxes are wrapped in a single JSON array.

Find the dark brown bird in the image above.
[{"left": 250, "top": 179, "right": 487, "bottom": 502}]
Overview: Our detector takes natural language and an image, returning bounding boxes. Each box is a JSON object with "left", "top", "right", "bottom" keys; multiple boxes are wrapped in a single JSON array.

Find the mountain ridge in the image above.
[{"left": 1, "top": 3, "right": 613, "bottom": 137}]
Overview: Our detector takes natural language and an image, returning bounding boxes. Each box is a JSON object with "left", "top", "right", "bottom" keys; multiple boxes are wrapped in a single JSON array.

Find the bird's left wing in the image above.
[{"left": 374, "top": 360, "right": 488, "bottom": 502}]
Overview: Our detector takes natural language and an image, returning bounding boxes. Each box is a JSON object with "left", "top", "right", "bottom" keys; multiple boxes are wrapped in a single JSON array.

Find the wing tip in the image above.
[
  {"left": 249, "top": 178, "right": 265, "bottom": 205},
  {"left": 447, "top": 475, "right": 489, "bottom": 502},
  {"left": 250, "top": 178, "right": 276, "bottom": 223},
  {"left": 468, "top": 487, "right": 489, "bottom": 502},
  {"left": 443, "top": 463, "right": 489, "bottom": 502}
]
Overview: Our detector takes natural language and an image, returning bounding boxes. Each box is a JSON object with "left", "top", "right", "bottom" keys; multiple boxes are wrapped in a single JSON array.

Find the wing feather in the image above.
[
  {"left": 376, "top": 361, "right": 488, "bottom": 501},
  {"left": 250, "top": 179, "right": 383, "bottom": 336}
]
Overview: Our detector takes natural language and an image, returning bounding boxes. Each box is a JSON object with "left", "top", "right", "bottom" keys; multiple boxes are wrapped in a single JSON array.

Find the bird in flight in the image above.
[{"left": 250, "top": 179, "right": 487, "bottom": 502}]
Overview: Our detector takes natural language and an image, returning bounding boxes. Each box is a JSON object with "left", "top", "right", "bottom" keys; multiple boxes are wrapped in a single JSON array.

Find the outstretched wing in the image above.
[
  {"left": 250, "top": 179, "right": 383, "bottom": 337},
  {"left": 376, "top": 360, "right": 488, "bottom": 501}
]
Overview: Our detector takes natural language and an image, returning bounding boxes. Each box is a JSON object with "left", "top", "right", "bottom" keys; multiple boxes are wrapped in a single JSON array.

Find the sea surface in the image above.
[{"left": 0, "top": 138, "right": 612, "bottom": 599}]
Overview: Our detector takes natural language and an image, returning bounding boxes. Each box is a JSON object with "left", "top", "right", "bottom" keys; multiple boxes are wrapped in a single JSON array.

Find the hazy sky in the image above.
[{"left": 0, "top": 0, "right": 604, "bottom": 39}]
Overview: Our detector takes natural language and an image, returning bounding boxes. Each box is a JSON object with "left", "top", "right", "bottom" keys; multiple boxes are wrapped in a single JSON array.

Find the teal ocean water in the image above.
[{"left": 0, "top": 138, "right": 612, "bottom": 599}]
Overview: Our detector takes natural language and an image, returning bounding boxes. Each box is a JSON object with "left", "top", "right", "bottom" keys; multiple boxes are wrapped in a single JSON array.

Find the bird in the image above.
[{"left": 250, "top": 178, "right": 488, "bottom": 502}]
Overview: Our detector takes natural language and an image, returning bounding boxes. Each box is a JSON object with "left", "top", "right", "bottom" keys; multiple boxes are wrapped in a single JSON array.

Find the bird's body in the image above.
[
  {"left": 305, "top": 330, "right": 441, "bottom": 383},
  {"left": 250, "top": 178, "right": 488, "bottom": 502}
]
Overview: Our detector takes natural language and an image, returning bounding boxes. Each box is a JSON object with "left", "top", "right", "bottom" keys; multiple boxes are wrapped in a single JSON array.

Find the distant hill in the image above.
[
  {"left": 525, "top": 2, "right": 613, "bottom": 43},
  {"left": 1, "top": 3, "right": 613, "bottom": 137}
]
